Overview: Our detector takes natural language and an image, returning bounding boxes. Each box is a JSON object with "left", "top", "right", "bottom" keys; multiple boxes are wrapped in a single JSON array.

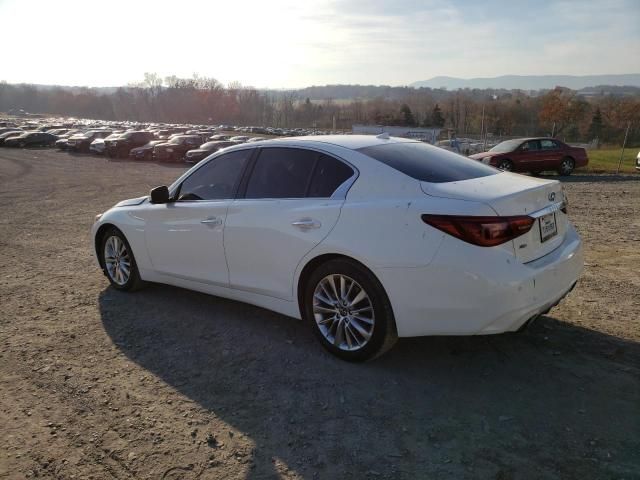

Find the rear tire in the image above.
[
  {"left": 99, "top": 227, "right": 143, "bottom": 292},
  {"left": 496, "top": 159, "right": 513, "bottom": 171},
  {"left": 558, "top": 157, "right": 575, "bottom": 176},
  {"left": 303, "top": 259, "right": 397, "bottom": 362}
]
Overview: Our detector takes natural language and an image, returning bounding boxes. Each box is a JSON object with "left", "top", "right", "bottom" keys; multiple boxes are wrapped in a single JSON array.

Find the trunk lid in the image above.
[{"left": 421, "top": 172, "right": 567, "bottom": 262}]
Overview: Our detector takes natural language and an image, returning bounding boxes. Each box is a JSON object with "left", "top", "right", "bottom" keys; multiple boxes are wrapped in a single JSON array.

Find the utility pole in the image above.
[
  {"left": 616, "top": 122, "right": 631, "bottom": 174},
  {"left": 480, "top": 104, "right": 485, "bottom": 145}
]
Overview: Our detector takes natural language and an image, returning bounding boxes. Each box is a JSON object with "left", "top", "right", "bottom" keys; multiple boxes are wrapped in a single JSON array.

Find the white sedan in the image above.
[{"left": 92, "top": 135, "right": 583, "bottom": 361}]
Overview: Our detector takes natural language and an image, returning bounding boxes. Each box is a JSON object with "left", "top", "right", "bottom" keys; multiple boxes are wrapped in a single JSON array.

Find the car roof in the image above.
[
  {"left": 501, "top": 137, "right": 561, "bottom": 143},
  {"left": 245, "top": 134, "right": 416, "bottom": 150}
]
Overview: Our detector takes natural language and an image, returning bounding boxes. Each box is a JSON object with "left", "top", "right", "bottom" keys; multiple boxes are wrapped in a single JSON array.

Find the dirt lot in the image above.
[{"left": 0, "top": 148, "right": 639, "bottom": 480}]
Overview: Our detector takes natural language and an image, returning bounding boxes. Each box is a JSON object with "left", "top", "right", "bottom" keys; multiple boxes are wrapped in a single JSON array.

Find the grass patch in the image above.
[{"left": 579, "top": 147, "right": 639, "bottom": 174}]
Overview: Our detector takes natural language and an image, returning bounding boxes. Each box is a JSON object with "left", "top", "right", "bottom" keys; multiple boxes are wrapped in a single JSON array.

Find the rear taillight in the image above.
[{"left": 422, "top": 214, "right": 535, "bottom": 247}]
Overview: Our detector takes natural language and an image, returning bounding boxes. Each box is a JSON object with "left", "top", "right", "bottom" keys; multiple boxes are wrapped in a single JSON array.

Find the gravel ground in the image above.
[{"left": 0, "top": 148, "right": 639, "bottom": 480}]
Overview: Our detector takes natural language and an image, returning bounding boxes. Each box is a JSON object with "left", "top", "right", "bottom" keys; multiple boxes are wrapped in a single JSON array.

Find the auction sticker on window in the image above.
[{"left": 539, "top": 212, "right": 557, "bottom": 242}]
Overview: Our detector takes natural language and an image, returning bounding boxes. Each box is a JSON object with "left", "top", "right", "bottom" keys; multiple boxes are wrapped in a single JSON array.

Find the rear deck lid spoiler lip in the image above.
[{"left": 529, "top": 201, "right": 566, "bottom": 218}]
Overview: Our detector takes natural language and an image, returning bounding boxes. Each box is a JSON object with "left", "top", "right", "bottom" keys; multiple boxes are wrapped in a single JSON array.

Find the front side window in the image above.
[
  {"left": 178, "top": 149, "right": 251, "bottom": 201},
  {"left": 245, "top": 148, "right": 317, "bottom": 199},
  {"left": 523, "top": 140, "right": 540, "bottom": 151}
]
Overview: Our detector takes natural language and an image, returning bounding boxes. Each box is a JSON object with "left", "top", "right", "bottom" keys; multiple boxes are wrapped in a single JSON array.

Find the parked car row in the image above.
[
  {"left": 0, "top": 116, "right": 354, "bottom": 164},
  {"left": 0, "top": 116, "right": 592, "bottom": 175}
]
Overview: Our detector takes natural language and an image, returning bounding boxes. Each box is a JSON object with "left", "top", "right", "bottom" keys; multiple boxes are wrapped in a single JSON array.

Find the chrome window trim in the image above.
[{"left": 168, "top": 143, "right": 359, "bottom": 202}]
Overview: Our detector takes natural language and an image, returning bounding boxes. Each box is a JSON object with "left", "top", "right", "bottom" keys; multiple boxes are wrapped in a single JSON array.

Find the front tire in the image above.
[
  {"left": 100, "top": 227, "right": 143, "bottom": 291},
  {"left": 303, "top": 259, "right": 397, "bottom": 362},
  {"left": 558, "top": 157, "right": 575, "bottom": 176},
  {"left": 496, "top": 159, "right": 513, "bottom": 171}
]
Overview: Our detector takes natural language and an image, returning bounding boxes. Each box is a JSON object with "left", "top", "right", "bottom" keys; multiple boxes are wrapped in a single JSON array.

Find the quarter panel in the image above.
[{"left": 316, "top": 195, "right": 497, "bottom": 269}]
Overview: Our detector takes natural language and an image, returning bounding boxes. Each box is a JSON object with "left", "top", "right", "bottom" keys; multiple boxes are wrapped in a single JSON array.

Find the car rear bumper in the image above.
[{"left": 375, "top": 223, "right": 584, "bottom": 337}]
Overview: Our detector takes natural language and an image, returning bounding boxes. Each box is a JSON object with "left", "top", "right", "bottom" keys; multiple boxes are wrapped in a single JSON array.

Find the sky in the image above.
[{"left": 0, "top": 0, "right": 638, "bottom": 89}]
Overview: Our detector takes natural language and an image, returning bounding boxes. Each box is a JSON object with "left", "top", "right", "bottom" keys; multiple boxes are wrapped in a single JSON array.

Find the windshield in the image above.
[
  {"left": 489, "top": 139, "right": 523, "bottom": 153},
  {"left": 169, "top": 136, "right": 184, "bottom": 144}
]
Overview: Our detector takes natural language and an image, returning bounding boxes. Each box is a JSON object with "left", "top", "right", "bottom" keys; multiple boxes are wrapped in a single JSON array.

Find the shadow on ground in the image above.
[{"left": 99, "top": 283, "right": 640, "bottom": 479}]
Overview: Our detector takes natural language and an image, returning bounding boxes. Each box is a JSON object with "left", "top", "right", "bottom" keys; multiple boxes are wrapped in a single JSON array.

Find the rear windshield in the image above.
[{"left": 357, "top": 142, "right": 497, "bottom": 183}]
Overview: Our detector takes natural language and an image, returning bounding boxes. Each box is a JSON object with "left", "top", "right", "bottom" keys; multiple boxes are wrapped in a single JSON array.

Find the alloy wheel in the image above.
[
  {"left": 313, "top": 274, "right": 375, "bottom": 351},
  {"left": 104, "top": 235, "right": 131, "bottom": 286},
  {"left": 497, "top": 160, "right": 512, "bottom": 171},
  {"left": 561, "top": 158, "right": 574, "bottom": 175}
]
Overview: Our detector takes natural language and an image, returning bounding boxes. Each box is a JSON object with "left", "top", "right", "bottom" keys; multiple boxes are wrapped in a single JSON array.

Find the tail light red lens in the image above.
[{"left": 422, "top": 214, "right": 535, "bottom": 247}]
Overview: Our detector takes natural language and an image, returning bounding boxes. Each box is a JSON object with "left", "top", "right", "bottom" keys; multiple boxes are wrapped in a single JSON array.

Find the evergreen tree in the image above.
[
  {"left": 432, "top": 103, "right": 445, "bottom": 127},
  {"left": 587, "top": 107, "right": 603, "bottom": 142},
  {"left": 399, "top": 103, "right": 415, "bottom": 126}
]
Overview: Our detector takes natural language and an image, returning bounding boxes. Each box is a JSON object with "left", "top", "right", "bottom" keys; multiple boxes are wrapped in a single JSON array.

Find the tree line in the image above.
[{"left": 0, "top": 73, "right": 638, "bottom": 145}]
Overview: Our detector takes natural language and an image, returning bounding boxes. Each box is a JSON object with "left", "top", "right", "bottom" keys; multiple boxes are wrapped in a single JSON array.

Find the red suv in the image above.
[{"left": 470, "top": 138, "right": 588, "bottom": 175}]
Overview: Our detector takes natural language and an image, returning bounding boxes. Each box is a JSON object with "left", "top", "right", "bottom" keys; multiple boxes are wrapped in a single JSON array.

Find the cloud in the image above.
[{"left": 0, "top": 0, "right": 637, "bottom": 88}]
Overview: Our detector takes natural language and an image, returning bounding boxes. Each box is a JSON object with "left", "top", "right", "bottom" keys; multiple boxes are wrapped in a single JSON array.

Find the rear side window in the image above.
[
  {"left": 540, "top": 139, "right": 559, "bottom": 150},
  {"left": 308, "top": 154, "right": 353, "bottom": 197},
  {"left": 245, "top": 148, "right": 316, "bottom": 199},
  {"left": 358, "top": 142, "right": 497, "bottom": 183}
]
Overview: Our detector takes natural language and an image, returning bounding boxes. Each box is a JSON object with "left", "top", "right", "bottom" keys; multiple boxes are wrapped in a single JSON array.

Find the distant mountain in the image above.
[{"left": 411, "top": 74, "right": 640, "bottom": 90}]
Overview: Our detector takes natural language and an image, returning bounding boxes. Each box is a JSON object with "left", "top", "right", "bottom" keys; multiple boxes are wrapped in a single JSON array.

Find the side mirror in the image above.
[{"left": 150, "top": 185, "right": 170, "bottom": 204}]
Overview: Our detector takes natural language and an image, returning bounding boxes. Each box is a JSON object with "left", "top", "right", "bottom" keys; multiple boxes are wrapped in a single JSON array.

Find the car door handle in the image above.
[
  {"left": 292, "top": 218, "right": 321, "bottom": 230},
  {"left": 201, "top": 217, "right": 222, "bottom": 226}
]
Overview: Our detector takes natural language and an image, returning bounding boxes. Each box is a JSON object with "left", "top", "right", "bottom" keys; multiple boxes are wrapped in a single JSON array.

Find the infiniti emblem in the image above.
[{"left": 548, "top": 192, "right": 556, "bottom": 202}]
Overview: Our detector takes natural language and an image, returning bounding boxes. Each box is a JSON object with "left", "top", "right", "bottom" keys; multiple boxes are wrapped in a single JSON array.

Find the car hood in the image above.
[
  {"left": 113, "top": 196, "right": 148, "bottom": 208},
  {"left": 469, "top": 151, "right": 497, "bottom": 160}
]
